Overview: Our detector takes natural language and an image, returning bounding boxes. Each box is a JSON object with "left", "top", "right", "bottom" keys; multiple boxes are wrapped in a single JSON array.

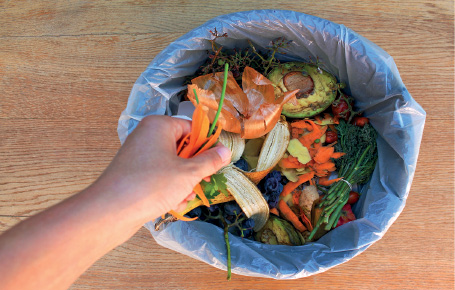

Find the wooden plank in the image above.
[
  {"left": 0, "top": 118, "right": 120, "bottom": 216},
  {"left": 0, "top": 0, "right": 452, "bottom": 37},
  {"left": 0, "top": 33, "right": 175, "bottom": 120}
]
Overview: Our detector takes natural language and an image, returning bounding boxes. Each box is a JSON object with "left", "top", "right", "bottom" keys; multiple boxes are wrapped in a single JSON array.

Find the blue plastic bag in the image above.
[{"left": 117, "top": 10, "right": 425, "bottom": 279}]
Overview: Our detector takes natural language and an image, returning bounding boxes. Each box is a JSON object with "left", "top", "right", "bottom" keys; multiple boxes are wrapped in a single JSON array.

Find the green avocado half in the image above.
[{"left": 268, "top": 62, "right": 337, "bottom": 118}]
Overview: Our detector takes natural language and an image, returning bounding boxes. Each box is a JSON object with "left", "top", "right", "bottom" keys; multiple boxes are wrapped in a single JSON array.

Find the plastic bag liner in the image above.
[{"left": 117, "top": 10, "right": 425, "bottom": 279}]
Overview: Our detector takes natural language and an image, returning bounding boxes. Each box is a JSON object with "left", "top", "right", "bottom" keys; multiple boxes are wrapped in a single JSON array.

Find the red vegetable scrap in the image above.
[
  {"left": 347, "top": 191, "right": 360, "bottom": 204},
  {"left": 336, "top": 204, "right": 356, "bottom": 227},
  {"left": 352, "top": 116, "right": 369, "bottom": 127},
  {"left": 331, "top": 94, "right": 352, "bottom": 121},
  {"left": 325, "top": 130, "right": 338, "bottom": 143}
]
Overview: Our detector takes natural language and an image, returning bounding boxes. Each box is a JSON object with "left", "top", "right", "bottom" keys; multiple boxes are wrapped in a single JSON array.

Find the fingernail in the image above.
[{"left": 215, "top": 146, "right": 231, "bottom": 164}]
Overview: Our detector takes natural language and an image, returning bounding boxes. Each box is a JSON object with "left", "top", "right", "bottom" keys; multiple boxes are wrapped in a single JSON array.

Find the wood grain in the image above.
[
  {"left": 0, "top": 1, "right": 452, "bottom": 37},
  {"left": 0, "top": 0, "right": 453, "bottom": 289}
]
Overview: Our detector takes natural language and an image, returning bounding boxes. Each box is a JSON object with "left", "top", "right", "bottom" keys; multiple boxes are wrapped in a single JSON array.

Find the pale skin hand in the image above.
[{"left": 0, "top": 115, "right": 231, "bottom": 290}]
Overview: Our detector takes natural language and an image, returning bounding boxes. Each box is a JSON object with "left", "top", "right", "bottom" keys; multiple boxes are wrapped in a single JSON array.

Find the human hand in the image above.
[{"left": 96, "top": 115, "right": 231, "bottom": 223}]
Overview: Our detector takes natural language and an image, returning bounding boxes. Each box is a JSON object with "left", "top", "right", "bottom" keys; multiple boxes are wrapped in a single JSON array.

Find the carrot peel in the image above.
[
  {"left": 194, "top": 124, "right": 223, "bottom": 157},
  {"left": 280, "top": 172, "right": 315, "bottom": 198},
  {"left": 169, "top": 210, "right": 198, "bottom": 221},
  {"left": 270, "top": 208, "right": 280, "bottom": 216},
  {"left": 318, "top": 176, "right": 343, "bottom": 186},
  {"left": 193, "top": 183, "right": 210, "bottom": 207},
  {"left": 300, "top": 212, "right": 313, "bottom": 231},
  {"left": 278, "top": 200, "right": 307, "bottom": 232}
]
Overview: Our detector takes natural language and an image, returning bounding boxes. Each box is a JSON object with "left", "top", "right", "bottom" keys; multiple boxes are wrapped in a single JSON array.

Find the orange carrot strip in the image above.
[
  {"left": 191, "top": 112, "right": 211, "bottom": 155},
  {"left": 194, "top": 125, "right": 223, "bottom": 157},
  {"left": 315, "top": 171, "right": 329, "bottom": 177},
  {"left": 291, "top": 120, "right": 313, "bottom": 131},
  {"left": 280, "top": 158, "right": 306, "bottom": 169},
  {"left": 318, "top": 176, "right": 343, "bottom": 186},
  {"left": 286, "top": 155, "right": 300, "bottom": 163},
  {"left": 179, "top": 105, "right": 205, "bottom": 158},
  {"left": 169, "top": 210, "right": 198, "bottom": 221},
  {"left": 317, "top": 126, "right": 328, "bottom": 140},
  {"left": 299, "top": 120, "right": 325, "bottom": 147},
  {"left": 177, "top": 132, "right": 191, "bottom": 155},
  {"left": 280, "top": 172, "right": 315, "bottom": 198},
  {"left": 313, "top": 161, "right": 336, "bottom": 171},
  {"left": 331, "top": 152, "right": 346, "bottom": 159},
  {"left": 189, "top": 105, "right": 204, "bottom": 145},
  {"left": 306, "top": 160, "right": 315, "bottom": 167},
  {"left": 300, "top": 212, "right": 313, "bottom": 231},
  {"left": 270, "top": 208, "right": 280, "bottom": 216},
  {"left": 278, "top": 200, "right": 307, "bottom": 232},
  {"left": 329, "top": 124, "right": 337, "bottom": 131},
  {"left": 291, "top": 127, "right": 300, "bottom": 139},
  {"left": 313, "top": 146, "right": 335, "bottom": 164},
  {"left": 292, "top": 190, "right": 302, "bottom": 206},
  {"left": 161, "top": 214, "right": 166, "bottom": 219},
  {"left": 309, "top": 148, "right": 318, "bottom": 159},
  {"left": 313, "top": 140, "right": 322, "bottom": 151},
  {"left": 193, "top": 183, "right": 210, "bottom": 207}
]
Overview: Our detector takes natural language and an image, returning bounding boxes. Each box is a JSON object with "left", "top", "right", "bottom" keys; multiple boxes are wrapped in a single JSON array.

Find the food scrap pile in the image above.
[{"left": 157, "top": 31, "right": 378, "bottom": 279}]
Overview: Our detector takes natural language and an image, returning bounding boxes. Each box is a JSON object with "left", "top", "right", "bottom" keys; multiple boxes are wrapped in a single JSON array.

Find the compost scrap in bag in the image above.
[{"left": 117, "top": 10, "right": 425, "bottom": 279}]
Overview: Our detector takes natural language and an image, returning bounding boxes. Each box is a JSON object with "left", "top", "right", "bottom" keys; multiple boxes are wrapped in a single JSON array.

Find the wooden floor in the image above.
[{"left": 1, "top": 1, "right": 454, "bottom": 289}]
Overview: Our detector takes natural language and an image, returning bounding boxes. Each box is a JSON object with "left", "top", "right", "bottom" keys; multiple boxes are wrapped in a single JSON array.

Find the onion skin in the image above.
[{"left": 187, "top": 67, "right": 298, "bottom": 139}]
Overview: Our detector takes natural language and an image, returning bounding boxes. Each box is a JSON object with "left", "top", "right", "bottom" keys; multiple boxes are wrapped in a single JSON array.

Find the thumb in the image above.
[{"left": 189, "top": 144, "right": 232, "bottom": 178}]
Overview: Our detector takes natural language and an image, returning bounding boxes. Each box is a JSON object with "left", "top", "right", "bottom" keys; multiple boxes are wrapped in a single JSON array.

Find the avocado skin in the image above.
[{"left": 268, "top": 62, "right": 337, "bottom": 118}]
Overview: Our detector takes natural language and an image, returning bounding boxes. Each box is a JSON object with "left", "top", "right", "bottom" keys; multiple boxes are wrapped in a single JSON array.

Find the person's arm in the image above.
[{"left": 0, "top": 115, "right": 231, "bottom": 290}]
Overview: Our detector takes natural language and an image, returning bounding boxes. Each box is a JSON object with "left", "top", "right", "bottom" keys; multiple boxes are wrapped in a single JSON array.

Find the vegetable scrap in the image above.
[
  {"left": 187, "top": 66, "right": 298, "bottom": 139},
  {"left": 156, "top": 31, "right": 379, "bottom": 280}
]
